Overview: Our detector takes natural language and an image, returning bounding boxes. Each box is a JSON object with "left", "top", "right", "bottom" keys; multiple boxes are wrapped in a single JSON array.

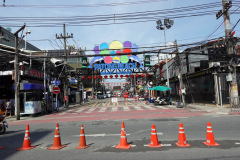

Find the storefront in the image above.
[{"left": 20, "top": 83, "right": 44, "bottom": 115}]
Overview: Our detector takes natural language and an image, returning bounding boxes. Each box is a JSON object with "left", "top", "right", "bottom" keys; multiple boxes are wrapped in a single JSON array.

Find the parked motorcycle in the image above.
[{"left": 0, "top": 115, "right": 8, "bottom": 134}]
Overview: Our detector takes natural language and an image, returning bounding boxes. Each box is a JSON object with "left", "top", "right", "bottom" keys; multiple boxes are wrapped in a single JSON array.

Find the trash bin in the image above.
[{"left": 177, "top": 101, "right": 182, "bottom": 108}]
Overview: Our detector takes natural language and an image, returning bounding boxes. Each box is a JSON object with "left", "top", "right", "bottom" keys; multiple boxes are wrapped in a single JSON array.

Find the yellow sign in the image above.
[
  {"left": 84, "top": 88, "right": 92, "bottom": 91},
  {"left": 70, "top": 83, "right": 78, "bottom": 88},
  {"left": 233, "top": 84, "right": 238, "bottom": 91}
]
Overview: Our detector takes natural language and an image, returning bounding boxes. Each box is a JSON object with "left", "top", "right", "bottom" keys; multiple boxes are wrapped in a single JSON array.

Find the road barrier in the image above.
[
  {"left": 116, "top": 121, "right": 132, "bottom": 149},
  {"left": 203, "top": 122, "right": 220, "bottom": 146},
  {"left": 75, "top": 124, "right": 89, "bottom": 149},
  {"left": 176, "top": 123, "right": 190, "bottom": 147},
  {"left": 149, "top": 124, "right": 161, "bottom": 148},
  {"left": 48, "top": 123, "right": 67, "bottom": 150},
  {"left": 1, "top": 121, "right": 222, "bottom": 150},
  {"left": 17, "top": 124, "right": 36, "bottom": 150}
]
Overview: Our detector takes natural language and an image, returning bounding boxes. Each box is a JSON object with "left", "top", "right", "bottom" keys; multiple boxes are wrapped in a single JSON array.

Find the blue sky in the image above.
[{"left": 1, "top": 0, "right": 239, "bottom": 61}]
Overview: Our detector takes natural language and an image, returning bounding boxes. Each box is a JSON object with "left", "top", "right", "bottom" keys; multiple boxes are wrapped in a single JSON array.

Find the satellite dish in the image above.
[{"left": 6, "top": 27, "right": 12, "bottom": 32}]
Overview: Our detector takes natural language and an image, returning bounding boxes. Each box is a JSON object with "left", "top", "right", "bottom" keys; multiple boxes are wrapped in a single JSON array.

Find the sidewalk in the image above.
[
  {"left": 185, "top": 103, "right": 231, "bottom": 115},
  {"left": 5, "top": 98, "right": 99, "bottom": 122}
]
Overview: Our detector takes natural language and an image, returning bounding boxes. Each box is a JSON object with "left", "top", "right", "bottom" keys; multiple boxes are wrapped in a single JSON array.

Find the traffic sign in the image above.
[
  {"left": 51, "top": 80, "right": 61, "bottom": 85},
  {"left": 53, "top": 87, "right": 60, "bottom": 94}
]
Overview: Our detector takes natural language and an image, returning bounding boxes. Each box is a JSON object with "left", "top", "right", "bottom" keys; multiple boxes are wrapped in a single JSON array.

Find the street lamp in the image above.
[
  {"left": 24, "top": 29, "right": 31, "bottom": 50},
  {"left": 156, "top": 19, "right": 174, "bottom": 88},
  {"left": 23, "top": 28, "right": 31, "bottom": 67}
]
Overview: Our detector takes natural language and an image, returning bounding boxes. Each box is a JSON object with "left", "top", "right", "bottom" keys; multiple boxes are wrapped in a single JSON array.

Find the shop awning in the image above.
[{"left": 23, "top": 83, "right": 44, "bottom": 90}]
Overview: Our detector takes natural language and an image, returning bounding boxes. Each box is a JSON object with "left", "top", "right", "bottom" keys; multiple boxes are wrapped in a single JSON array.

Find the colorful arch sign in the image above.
[{"left": 88, "top": 40, "right": 143, "bottom": 74}]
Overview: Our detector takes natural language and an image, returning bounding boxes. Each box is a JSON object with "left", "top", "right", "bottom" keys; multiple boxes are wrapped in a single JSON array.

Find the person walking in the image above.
[{"left": 4, "top": 99, "right": 12, "bottom": 117}]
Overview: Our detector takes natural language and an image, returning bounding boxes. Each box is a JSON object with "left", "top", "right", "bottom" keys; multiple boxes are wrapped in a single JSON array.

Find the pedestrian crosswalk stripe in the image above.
[
  {"left": 111, "top": 107, "right": 118, "bottom": 112},
  {"left": 133, "top": 106, "right": 143, "bottom": 110},
  {"left": 91, "top": 103, "right": 97, "bottom": 108},
  {"left": 76, "top": 108, "right": 85, "bottom": 113},
  {"left": 99, "top": 107, "right": 107, "bottom": 112},
  {"left": 142, "top": 106, "right": 156, "bottom": 110},
  {"left": 154, "top": 106, "right": 168, "bottom": 109},
  {"left": 102, "top": 102, "right": 108, "bottom": 107},
  {"left": 86, "top": 108, "right": 96, "bottom": 113},
  {"left": 123, "top": 106, "right": 130, "bottom": 111},
  {"left": 95, "top": 103, "right": 101, "bottom": 108}
]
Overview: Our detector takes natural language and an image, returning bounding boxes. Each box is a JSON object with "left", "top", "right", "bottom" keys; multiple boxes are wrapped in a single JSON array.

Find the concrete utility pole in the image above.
[
  {"left": 175, "top": 40, "right": 185, "bottom": 107},
  {"left": 56, "top": 24, "right": 73, "bottom": 108},
  {"left": 218, "top": 0, "right": 239, "bottom": 106},
  {"left": 14, "top": 24, "right": 26, "bottom": 120}
]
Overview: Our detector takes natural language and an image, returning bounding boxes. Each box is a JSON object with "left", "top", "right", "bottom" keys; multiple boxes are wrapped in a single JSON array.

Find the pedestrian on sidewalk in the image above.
[{"left": 4, "top": 99, "right": 12, "bottom": 117}]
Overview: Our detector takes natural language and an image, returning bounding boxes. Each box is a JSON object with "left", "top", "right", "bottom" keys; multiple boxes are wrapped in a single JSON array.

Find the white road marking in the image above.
[
  {"left": 133, "top": 106, "right": 143, "bottom": 110},
  {"left": 71, "top": 108, "right": 86, "bottom": 114},
  {"left": 99, "top": 107, "right": 107, "bottom": 112},
  {"left": 142, "top": 106, "right": 156, "bottom": 110},
  {"left": 235, "top": 142, "right": 240, "bottom": 145},
  {"left": 123, "top": 106, "right": 130, "bottom": 111},
  {"left": 57, "top": 112, "right": 66, "bottom": 115},
  {"left": 154, "top": 106, "right": 168, "bottom": 109},
  {"left": 73, "top": 133, "right": 130, "bottom": 137},
  {"left": 111, "top": 107, "right": 118, "bottom": 112},
  {"left": 85, "top": 108, "right": 96, "bottom": 113},
  {"left": 144, "top": 144, "right": 171, "bottom": 147},
  {"left": 112, "top": 144, "right": 136, "bottom": 147}
]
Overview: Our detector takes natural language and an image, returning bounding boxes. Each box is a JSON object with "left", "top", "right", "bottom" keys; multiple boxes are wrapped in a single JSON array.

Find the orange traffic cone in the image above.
[
  {"left": 203, "top": 122, "right": 220, "bottom": 146},
  {"left": 48, "top": 123, "right": 67, "bottom": 150},
  {"left": 17, "top": 124, "right": 36, "bottom": 150},
  {"left": 75, "top": 124, "right": 90, "bottom": 149},
  {"left": 149, "top": 124, "right": 161, "bottom": 148},
  {"left": 121, "top": 121, "right": 125, "bottom": 131},
  {"left": 176, "top": 123, "right": 190, "bottom": 147},
  {"left": 116, "top": 121, "right": 132, "bottom": 149}
]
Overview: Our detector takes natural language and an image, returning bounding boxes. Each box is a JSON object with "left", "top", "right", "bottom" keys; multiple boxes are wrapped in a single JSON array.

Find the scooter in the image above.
[{"left": 0, "top": 115, "right": 8, "bottom": 134}]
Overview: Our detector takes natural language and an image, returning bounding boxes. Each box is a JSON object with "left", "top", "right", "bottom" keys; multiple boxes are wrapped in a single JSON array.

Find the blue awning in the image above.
[{"left": 23, "top": 83, "right": 44, "bottom": 90}]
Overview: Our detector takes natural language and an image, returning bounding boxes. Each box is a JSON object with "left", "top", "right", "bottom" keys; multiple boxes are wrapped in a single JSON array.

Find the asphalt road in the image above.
[{"left": 1, "top": 98, "right": 240, "bottom": 160}]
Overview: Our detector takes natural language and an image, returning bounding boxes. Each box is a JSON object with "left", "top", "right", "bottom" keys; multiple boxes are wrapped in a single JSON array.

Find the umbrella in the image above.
[{"left": 148, "top": 86, "right": 171, "bottom": 91}]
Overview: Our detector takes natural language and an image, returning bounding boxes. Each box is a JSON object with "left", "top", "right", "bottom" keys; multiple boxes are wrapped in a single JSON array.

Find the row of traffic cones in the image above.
[
  {"left": 116, "top": 122, "right": 220, "bottom": 149},
  {"left": 7, "top": 123, "right": 90, "bottom": 151},
  {"left": 1, "top": 121, "right": 219, "bottom": 151},
  {"left": 176, "top": 122, "right": 219, "bottom": 147}
]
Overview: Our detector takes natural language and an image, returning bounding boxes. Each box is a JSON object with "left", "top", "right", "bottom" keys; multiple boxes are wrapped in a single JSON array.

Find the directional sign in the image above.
[
  {"left": 51, "top": 80, "right": 61, "bottom": 85},
  {"left": 53, "top": 87, "right": 60, "bottom": 94}
]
